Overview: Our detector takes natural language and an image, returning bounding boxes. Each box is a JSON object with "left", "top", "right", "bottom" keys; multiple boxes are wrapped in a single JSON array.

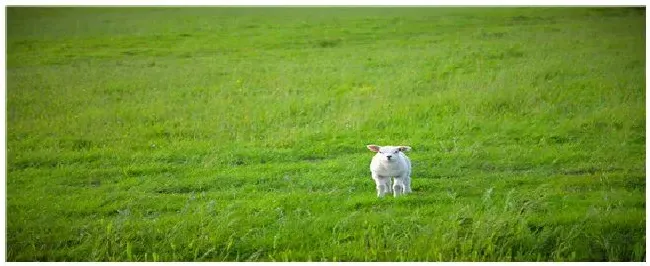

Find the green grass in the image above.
[{"left": 6, "top": 7, "right": 645, "bottom": 262}]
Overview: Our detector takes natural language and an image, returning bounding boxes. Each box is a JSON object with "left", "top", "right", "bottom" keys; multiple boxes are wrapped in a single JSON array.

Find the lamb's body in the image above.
[{"left": 367, "top": 145, "right": 412, "bottom": 197}]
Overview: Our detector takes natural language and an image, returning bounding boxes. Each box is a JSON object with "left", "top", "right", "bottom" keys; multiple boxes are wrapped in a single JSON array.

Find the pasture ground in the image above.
[{"left": 6, "top": 7, "right": 646, "bottom": 261}]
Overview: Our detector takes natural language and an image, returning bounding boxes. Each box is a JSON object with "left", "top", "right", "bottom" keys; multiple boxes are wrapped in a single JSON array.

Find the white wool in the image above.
[{"left": 366, "top": 145, "right": 412, "bottom": 197}]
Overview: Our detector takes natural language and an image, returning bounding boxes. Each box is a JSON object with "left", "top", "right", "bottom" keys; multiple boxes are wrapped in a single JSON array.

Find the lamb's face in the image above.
[
  {"left": 376, "top": 146, "right": 402, "bottom": 162},
  {"left": 367, "top": 145, "right": 411, "bottom": 163}
]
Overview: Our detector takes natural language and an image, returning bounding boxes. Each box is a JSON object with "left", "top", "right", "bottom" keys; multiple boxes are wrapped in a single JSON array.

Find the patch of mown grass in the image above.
[{"left": 6, "top": 7, "right": 645, "bottom": 262}]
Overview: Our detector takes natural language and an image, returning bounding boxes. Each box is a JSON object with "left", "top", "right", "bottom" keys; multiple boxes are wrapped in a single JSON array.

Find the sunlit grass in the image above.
[{"left": 6, "top": 7, "right": 645, "bottom": 261}]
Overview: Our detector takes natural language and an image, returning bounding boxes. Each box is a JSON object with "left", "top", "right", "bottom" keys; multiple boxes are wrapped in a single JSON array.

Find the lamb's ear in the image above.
[
  {"left": 367, "top": 145, "right": 381, "bottom": 153},
  {"left": 398, "top": 146, "right": 412, "bottom": 152}
]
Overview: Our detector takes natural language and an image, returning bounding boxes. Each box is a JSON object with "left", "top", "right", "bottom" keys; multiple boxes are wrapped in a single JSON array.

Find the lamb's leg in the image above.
[
  {"left": 386, "top": 178, "right": 393, "bottom": 194},
  {"left": 393, "top": 177, "right": 405, "bottom": 197},
  {"left": 372, "top": 173, "right": 389, "bottom": 197},
  {"left": 404, "top": 176, "right": 412, "bottom": 194}
]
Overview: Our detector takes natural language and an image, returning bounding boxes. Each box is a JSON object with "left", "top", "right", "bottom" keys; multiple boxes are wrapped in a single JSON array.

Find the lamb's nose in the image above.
[{"left": 386, "top": 155, "right": 392, "bottom": 160}]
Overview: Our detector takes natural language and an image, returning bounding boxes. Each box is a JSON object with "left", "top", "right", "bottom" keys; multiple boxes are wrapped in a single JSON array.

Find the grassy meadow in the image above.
[{"left": 6, "top": 7, "right": 646, "bottom": 261}]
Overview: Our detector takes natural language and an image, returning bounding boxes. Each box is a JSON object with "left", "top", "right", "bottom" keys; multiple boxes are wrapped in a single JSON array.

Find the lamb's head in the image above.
[{"left": 367, "top": 145, "right": 411, "bottom": 163}]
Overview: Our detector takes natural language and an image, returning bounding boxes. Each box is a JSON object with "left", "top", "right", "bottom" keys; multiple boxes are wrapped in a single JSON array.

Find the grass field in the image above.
[{"left": 5, "top": 7, "right": 646, "bottom": 261}]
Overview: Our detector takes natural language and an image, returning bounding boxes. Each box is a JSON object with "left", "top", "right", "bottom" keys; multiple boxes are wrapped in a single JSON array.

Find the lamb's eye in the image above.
[{"left": 394, "top": 151, "right": 399, "bottom": 154}]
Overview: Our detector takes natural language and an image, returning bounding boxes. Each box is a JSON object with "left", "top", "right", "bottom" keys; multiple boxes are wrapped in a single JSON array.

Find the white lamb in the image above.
[{"left": 366, "top": 145, "right": 412, "bottom": 197}]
